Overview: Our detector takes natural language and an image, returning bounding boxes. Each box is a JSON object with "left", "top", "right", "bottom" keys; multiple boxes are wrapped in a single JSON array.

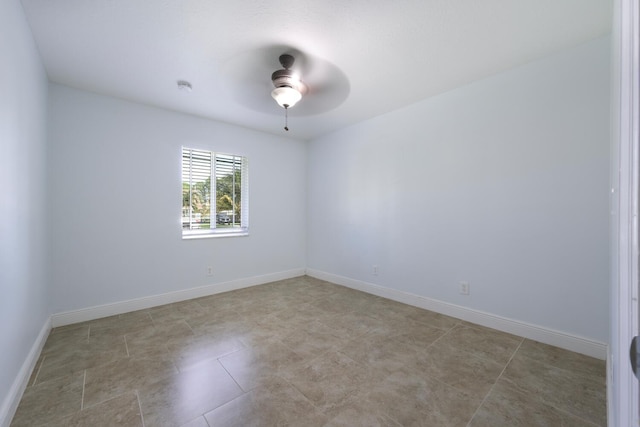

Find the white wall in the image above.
[
  {"left": 307, "top": 37, "right": 611, "bottom": 343},
  {"left": 48, "top": 85, "right": 307, "bottom": 313},
  {"left": 0, "top": 0, "right": 50, "bottom": 423}
]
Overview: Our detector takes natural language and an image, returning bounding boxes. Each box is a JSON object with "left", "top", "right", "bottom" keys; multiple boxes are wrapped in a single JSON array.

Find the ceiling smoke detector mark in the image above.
[{"left": 177, "top": 80, "right": 192, "bottom": 92}]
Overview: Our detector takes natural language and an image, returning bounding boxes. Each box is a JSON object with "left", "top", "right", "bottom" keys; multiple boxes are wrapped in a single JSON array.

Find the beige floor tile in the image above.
[
  {"left": 49, "top": 322, "right": 90, "bottom": 336},
  {"left": 393, "top": 304, "right": 461, "bottom": 330},
  {"left": 194, "top": 290, "right": 247, "bottom": 311},
  {"left": 339, "top": 331, "right": 422, "bottom": 378},
  {"left": 11, "top": 372, "right": 84, "bottom": 427},
  {"left": 311, "top": 291, "right": 372, "bottom": 315},
  {"left": 88, "top": 311, "right": 154, "bottom": 338},
  {"left": 27, "top": 353, "right": 47, "bottom": 387},
  {"left": 35, "top": 335, "right": 128, "bottom": 384},
  {"left": 148, "top": 300, "right": 209, "bottom": 325},
  {"left": 137, "top": 359, "right": 243, "bottom": 427},
  {"left": 83, "top": 356, "right": 178, "bottom": 407},
  {"left": 125, "top": 319, "right": 195, "bottom": 359},
  {"left": 41, "top": 325, "right": 90, "bottom": 355},
  {"left": 55, "top": 392, "right": 144, "bottom": 427},
  {"left": 188, "top": 316, "right": 254, "bottom": 337},
  {"left": 517, "top": 338, "right": 606, "bottom": 377},
  {"left": 204, "top": 376, "right": 327, "bottom": 426},
  {"left": 367, "top": 368, "right": 482, "bottom": 426},
  {"left": 390, "top": 319, "right": 448, "bottom": 348},
  {"left": 290, "top": 278, "right": 349, "bottom": 299},
  {"left": 279, "top": 319, "right": 349, "bottom": 359},
  {"left": 233, "top": 321, "right": 295, "bottom": 349},
  {"left": 317, "top": 310, "right": 398, "bottom": 339},
  {"left": 410, "top": 339, "right": 506, "bottom": 398},
  {"left": 257, "top": 301, "right": 332, "bottom": 329},
  {"left": 324, "top": 401, "right": 403, "bottom": 427},
  {"left": 241, "top": 295, "right": 304, "bottom": 318},
  {"left": 355, "top": 297, "right": 417, "bottom": 322},
  {"left": 217, "top": 303, "right": 273, "bottom": 322},
  {"left": 218, "top": 340, "right": 306, "bottom": 391},
  {"left": 194, "top": 305, "right": 249, "bottom": 326},
  {"left": 180, "top": 415, "right": 211, "bottom": 427},
  {"left": 436, "top": 324, "right": 523, "bottom": 365},
  {"left": 499, "top": 352, "right": 607, "bottom": 426},
  {"left": 168, "top": 332, "right": 245, "bottom": 371},
  {"left": 469, "top": 381, "right": 599, "bottom": 427},
  {"left": 284, "top": 350, "right": 377, "bottom": 418}
]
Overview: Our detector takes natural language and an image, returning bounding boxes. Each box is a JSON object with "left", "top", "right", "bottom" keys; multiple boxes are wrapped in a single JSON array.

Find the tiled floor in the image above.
[{"left": 11, "top": 276, "right": 606, "bottom": 426}]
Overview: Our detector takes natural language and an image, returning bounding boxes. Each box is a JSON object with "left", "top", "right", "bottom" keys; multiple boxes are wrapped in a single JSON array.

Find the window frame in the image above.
[{"left": 181, "top": 147, "right": 249, "bottom": 239}]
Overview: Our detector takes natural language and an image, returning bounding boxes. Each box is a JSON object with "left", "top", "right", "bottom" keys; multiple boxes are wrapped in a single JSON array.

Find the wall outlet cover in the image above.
[{"left": 459, "top": 281, "right": 470, "bottom": 295}]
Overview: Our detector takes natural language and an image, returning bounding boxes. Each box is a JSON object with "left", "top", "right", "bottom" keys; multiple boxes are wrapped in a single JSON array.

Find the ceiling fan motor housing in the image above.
[{"left": 271, "top": 54, "right": 306, "bottom": 94}]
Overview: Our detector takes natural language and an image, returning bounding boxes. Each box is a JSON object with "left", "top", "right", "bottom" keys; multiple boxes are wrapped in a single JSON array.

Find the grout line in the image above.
[
  {"left": 194, "top": 299, "right": 208, "bottom": 312},
  {"left": 217, "top": 358, "right": 246, "bottom": 393},
  {"left": 184, "top": 320, "right": 195, "bottom": 334},
  {"left": 422, "top": 325, "right": 456, "bottom": 350},
  {"left": 124, "top": 335, "right": 130, "bottom": 357},
  {"left": 465, "top": 337, "right": 525, "bottom": 427},
  {"left": 466, "top": 337, "right": 604, "bottom": 427},
  {"left": 135, "top": 390, "right": 146, "bottom": 427},
  {"left": 148, "top": 313, "right": 157, "bottom": 327},
  {"left": 80, "top": 370, "right": 87, "bottom": 410},
  {"left": 169, "top": 357, "right": 180, "bottom": 375},
  {"left": 147, "top": 311, "right": 158, "bottom": 328},
  {"left": 31, "top": 355, "right": 46, "bottom": 386}
]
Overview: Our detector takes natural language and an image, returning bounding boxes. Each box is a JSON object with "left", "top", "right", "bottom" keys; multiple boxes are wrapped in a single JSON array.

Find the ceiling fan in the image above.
[
  {"left": 270, "top": 53, "right": 308, "bottom": 130},
  {"left": 219, "top": 46, "right": 350, "bottom": 131}
]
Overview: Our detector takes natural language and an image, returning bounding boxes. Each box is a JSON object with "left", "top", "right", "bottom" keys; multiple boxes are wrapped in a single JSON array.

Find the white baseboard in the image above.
[
  {"left": 306, "top": 269, "right": 608, "bottom": 360},
  {"left": 48, "top": 266, "right": 608, "bottom": 360},
  {"left": 0, "top": 318, "right": 51, "bottom": 427},
  {"left": 51, "top": 268, "right": 306, "bottom": 327}
]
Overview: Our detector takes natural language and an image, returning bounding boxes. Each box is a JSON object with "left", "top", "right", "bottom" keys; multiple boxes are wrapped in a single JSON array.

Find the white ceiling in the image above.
[{"left": 20, "top": 0, "right": 612, "bottom": 140}]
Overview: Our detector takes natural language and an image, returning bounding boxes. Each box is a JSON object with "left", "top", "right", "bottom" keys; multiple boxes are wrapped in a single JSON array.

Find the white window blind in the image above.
[{"left": 182, "top": 147, "right": 248, "bottom": 238}]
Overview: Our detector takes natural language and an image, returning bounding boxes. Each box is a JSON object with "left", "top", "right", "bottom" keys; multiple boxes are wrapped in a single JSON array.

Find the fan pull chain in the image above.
[{"left": 284, "top": 105, "right": 289, "bottom": 131}]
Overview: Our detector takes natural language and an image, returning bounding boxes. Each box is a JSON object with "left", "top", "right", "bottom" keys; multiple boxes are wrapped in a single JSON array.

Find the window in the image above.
[{"left": 182, "top": 147, "right": 248, "bottom": 238}]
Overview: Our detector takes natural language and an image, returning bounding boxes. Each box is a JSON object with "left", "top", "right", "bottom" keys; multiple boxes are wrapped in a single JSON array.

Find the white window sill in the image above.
[{"left": 182, "top": 230, "right": 249, "bottom": 239}]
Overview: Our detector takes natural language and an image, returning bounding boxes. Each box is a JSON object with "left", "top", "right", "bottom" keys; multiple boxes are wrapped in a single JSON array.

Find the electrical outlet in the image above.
[
  {"left": 207, "top": 266, "right": 213, "bottom": 276},
  {"left": 459, "top": 281, "right": 470, "bottom": 295},
  {"left": 373, "top": 265, "right": 379, "bottom": 276}
]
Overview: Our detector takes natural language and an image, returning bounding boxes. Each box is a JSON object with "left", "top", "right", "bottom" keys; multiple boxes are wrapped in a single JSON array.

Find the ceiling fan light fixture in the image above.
[
  {"left": 271, "top": 86, "right": 302, "bottom": 108},
  {"left": 270, "top": 54, "right": 307, "bottom": 131}
]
